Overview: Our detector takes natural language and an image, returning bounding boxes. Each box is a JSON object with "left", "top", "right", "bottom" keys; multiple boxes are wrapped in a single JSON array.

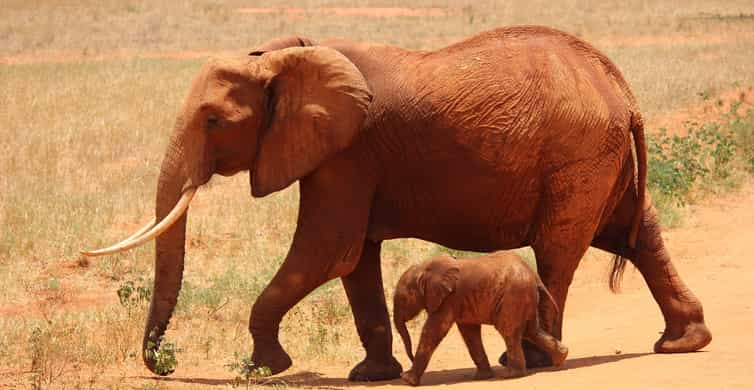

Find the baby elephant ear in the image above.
[
  {"left": 422, "top": 256, "right": 460, "bottom": 313},
  {"left": 251, "top": 46, "right": 372, "bottom": 196}
]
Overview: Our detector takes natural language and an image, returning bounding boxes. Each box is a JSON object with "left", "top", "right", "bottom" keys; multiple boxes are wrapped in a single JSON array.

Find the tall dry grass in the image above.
[{"left": 1, "top": 1, "right": 753, "bottom": 387}]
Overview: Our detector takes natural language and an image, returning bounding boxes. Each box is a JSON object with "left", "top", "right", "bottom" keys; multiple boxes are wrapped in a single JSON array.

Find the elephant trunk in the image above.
[
  {"left": 394, "top": 304, "right": 415, "bottom": 362},
  {"left": 142, "top": 135, "right": 190, "bottom": 375},
  {"left": 396, "top": 316, "right": 414, "bottom": 362}
]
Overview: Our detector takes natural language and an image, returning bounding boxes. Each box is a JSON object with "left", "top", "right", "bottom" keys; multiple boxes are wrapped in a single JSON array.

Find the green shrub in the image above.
[
  {"left": 647, "top": 124, "right": 735, "bottom": 207},
  {"left": 144, "top": 332, "right": 181, "bottom": 376},
  {"left": 226, "top": 353, "right": 272, "bottom": 387},
  {"left": 646, "top": 93, "right": 753, "bottom": 226}
]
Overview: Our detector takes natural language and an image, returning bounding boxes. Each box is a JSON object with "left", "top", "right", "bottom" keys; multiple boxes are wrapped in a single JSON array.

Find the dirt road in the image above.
[{"left": 154, "top": 183, "right": 753, "bottom": 389}]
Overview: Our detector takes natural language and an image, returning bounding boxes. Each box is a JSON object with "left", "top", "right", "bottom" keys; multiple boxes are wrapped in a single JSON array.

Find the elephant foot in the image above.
[
  {"left": 348, "top": 356, "right": 402, "bottom": 382},
  {"left": 400, "top": 370, "right": 421, "bottom": 386},
  {"left": 251, "top": 342, "right": 292, "bottom": 375},
  {"left": 550, "top": 343, "right": 569, "bottom": 367},
  {"left": 499, "top": 343, "right": 552, "bottom": 368},
  {"left": 473, "top": 368, "right": 494, "bottom": 380},
  {"left": 654, "top": 321, "right": 712, "bottom": 353}
]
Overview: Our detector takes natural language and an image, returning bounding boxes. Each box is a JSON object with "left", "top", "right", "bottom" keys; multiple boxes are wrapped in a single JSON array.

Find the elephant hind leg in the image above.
[
  {"left": 524, "top": 316, "right": 568, "bottom": 367},
  {"left": 457, "top": 324, "right": 493, "bottom": 380},
  {"left": 594, "top": 198, "right": 711, "bottom": 353},
  {"left": 498, "top": 325, "right": 527, "bottom": 378},
  {"left": 503, "top": 158, "right": 621, "bottom": 368}
]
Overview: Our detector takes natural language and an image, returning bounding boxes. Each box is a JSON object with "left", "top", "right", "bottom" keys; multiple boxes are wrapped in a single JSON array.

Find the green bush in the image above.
[
  {"left": 647, "top": 124, "right": 735, "bottom": 207},
  {"left": 647, "top": 94, "right": 753, "bottom": 226}
]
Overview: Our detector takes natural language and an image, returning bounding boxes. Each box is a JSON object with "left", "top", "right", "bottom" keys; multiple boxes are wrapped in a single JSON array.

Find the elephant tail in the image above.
[
  {"left": 627, "top": 111, "right": 646, "bottom": 249},
  {"left": 610, "top": 111, "right": 647, "bottom": 293},
  {"left": 536, "top": 277, "right": 559, "bottom": 317}
]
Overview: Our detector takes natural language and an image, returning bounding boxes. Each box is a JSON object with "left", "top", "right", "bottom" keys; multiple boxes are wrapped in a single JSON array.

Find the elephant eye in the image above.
[{"left": 206, "top": 115, "right": 220, "bottom": 130}]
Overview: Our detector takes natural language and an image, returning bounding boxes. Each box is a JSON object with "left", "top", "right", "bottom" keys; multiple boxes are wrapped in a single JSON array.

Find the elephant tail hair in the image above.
[
  {"left": 609, "top": 255, "right": 628, "bottom": 293},
  {"left": 611, "top": 110, "right": 647, "bottom": 293},
  {"left": 536, "top": 278, "right": 559, "bottom": 317}
]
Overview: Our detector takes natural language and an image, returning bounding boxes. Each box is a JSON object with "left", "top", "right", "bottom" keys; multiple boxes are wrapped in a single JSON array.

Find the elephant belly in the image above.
[{"left": 367, "top": 168, "right": 541, "bottom": 252}]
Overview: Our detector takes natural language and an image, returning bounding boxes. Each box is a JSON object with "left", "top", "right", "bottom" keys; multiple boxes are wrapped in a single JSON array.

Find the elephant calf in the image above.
[{"left": 393, "top": 252, "right": 568, "bottom": 386}]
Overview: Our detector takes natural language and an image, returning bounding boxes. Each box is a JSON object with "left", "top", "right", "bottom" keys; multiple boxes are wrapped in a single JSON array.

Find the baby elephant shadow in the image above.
[{"left": 416, "top": 352, "right": 652, "bottom": 386}]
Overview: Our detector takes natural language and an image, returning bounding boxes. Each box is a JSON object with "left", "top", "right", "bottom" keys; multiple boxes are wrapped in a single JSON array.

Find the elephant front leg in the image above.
[
  {"left": 401, "top": 310, "right": 455, "bottom": 386},
  {"left": 341, "top": 240, "right": 402, "bottom": 381},
  {"left": 632, "top": 205, "right": 711, "bottom": 353},
  {"left": 248, "top": 167, "right": 375, "bottom": 375},
  {"left": 249, "top": 252, "right": 334, "bottom": 374}
]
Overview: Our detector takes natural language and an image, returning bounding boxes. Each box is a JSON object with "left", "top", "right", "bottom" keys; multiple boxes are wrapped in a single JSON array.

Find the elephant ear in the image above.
[
  {"left": 419, "top": 256, "right": 460, "bottom": 313},
  {"left": 251, "top": 46, "right": 372, "bottom": 197}
]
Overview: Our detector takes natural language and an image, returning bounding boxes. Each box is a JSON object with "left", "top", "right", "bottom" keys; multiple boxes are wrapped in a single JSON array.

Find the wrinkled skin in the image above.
[
  {"left": 124, "top": 26, "right": 710, "bottom": 380},
  {"left": 394, "top": 253, "right": 569, "bottom": 386}
]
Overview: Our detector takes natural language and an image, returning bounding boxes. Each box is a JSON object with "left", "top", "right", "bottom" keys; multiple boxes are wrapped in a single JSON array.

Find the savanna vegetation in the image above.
[{"left": 1, "top": 1, "right": 753, "bottom": 388}]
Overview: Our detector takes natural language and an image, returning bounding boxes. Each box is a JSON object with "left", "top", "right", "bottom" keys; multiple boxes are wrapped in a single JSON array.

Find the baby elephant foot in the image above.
[
  {"left": 473, "top": 368, "right": 494, "bottom": 380},
  {"left": 499, "top": 345, "right": 552, "bottom": 368},
  {"left": 502, "top": 366, "right": 527, "bottom": 379},
  {"left": 400, "top": 370, "right": 421, "bottom": 386}
]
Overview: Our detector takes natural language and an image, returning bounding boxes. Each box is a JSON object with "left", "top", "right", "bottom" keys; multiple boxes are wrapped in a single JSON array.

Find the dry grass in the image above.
[{"left": 1, "top": 1, "right": 753, "bottom": 388}]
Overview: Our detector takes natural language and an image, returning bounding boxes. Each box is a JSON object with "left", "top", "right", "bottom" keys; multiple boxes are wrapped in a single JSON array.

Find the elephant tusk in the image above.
[
  {"left": 80, "top": 188, "right": 196, "bottom": 257},
  {"left": 78, "top": 217, "right": 157, "bottom": 256},
  {"left": 123, "top": 217, "right": 157, "bottom": 242}
]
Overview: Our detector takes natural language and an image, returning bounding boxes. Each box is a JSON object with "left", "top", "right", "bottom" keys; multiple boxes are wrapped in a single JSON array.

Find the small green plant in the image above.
[
  {"left": 145, "top": 331, "right": 181, "bottom": 376},
  {"left": 226, "top": 353, "right": 272, "bottom": 387},
  {"left": 117, "top": 276, "right": 152, "bottom": 309}
]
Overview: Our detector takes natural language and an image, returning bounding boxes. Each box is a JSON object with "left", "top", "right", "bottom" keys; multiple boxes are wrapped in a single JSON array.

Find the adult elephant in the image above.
[{"left": 83, "top": 26, "right": 711, "bottom": 381}]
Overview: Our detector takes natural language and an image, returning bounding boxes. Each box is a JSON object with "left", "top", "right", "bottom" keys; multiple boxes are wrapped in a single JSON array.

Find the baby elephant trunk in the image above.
[{"left": 395, "top": 314, "right": 414, "bottom": 362}]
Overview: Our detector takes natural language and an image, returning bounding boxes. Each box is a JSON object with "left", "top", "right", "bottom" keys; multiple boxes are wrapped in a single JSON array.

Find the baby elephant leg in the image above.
[
  {"left": 401, "top": 310, "right": 454, "bottom": 386},
  {"left": 525, "top": 318, "right": 569, "bottom": 367},
  {"left": 497, "top": 325, "right": 528, "bottom": 378},
  {"left": 457, "top": 324, "right": 493, "bottom": 380}
]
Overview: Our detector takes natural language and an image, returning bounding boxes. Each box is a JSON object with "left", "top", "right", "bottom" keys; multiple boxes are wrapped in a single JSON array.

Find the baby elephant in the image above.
[{"left": 393, "top": 251, "right": 568, "bottom": 386}]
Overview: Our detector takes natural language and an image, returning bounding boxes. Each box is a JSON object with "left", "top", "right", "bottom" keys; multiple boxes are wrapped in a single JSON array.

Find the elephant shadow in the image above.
[{"left": 143, "top": 351, "right": 652, "bottom": 388}]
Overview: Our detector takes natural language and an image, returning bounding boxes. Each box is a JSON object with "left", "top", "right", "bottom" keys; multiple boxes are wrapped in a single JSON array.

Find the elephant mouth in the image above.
[
  {"left": 214, "top": 158, "right": 248, "bottom": 177},
  {"left": 216, "top": 166, "right": 244, "bottom": 177}
]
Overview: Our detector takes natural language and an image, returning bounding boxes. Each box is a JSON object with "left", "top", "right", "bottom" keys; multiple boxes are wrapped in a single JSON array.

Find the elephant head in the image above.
[
  {"left": 393, "top": 256, "right": 460, "bottom": 362},
  {"left": 81, "top": 46, "right": 372, "bottom": 374}
]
